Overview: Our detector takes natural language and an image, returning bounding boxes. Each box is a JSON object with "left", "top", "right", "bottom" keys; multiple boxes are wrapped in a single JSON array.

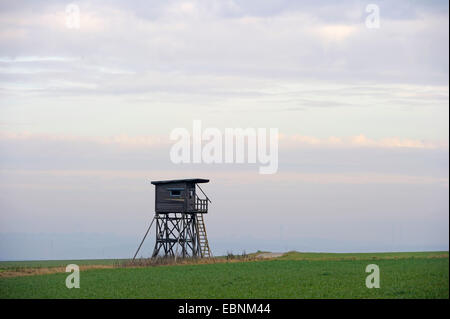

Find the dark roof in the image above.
[{"left": 151, "top": 178, "right": 209, "bottom": 185}]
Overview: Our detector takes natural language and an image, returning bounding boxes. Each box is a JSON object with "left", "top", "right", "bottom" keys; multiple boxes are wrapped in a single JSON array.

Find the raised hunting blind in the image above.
[{"left": 133, "top": 178, "right": 212, "bottom": 260}]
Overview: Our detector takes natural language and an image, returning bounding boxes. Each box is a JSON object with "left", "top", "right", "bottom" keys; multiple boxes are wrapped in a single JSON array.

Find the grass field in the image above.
[{"left": 0, "top": 251, "right": 448, "bottom": 299}]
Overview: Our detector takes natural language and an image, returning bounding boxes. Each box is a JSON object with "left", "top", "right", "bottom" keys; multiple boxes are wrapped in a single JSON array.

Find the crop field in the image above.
[{"left": 0, "top": 251, "right": 448, "bottom": 299}]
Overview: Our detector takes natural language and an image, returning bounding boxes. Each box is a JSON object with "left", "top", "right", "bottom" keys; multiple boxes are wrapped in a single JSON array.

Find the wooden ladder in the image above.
[{"left": 196, "top": 214, "right": 212, "bottom": 258}]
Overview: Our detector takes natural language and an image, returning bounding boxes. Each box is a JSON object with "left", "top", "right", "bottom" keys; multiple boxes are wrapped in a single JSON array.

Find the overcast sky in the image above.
[{"left": 0, "top": 0, "right": 448, "bottom": 260}]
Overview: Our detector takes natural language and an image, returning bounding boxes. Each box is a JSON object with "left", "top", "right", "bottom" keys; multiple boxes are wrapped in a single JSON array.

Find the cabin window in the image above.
[
  {"left": 170, "top": 190, "right": 181, "bottom": 197},
  {"left": 168, "top": 188, "right": 184, "bottom": 197},
  {"left": 189, "top": 189, "right": 193, "bottom": 199}
]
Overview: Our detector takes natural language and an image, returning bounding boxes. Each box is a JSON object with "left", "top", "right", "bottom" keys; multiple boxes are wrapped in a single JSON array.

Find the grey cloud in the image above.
[
  {"left": 0, "top": 133, "right": 447, "bottom": 177},
  {"left": 0, "top": 0, "right": 448, "bottom": 94}
]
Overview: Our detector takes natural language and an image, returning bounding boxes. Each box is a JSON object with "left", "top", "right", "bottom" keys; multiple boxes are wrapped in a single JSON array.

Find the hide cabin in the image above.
[{"left": 151, "top": 178, "right": 210, "bottom": 214}]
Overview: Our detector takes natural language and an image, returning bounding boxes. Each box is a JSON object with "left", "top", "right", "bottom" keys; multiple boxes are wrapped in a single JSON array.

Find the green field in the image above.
[{"left": 0, "top": 251, "right": 448, "bottom": 299}]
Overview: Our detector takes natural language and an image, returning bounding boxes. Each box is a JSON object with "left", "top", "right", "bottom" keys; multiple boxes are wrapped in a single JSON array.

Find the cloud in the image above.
[
  {"left": 1, "top": 131, "right": 447, "bottom": 150},
  {"left": 316, "top": 24, "right": 357, "bottom": 42},
  {"left": 1, "top": 169, "right": 446, "bottom": 187},
  {"left": 0, "top": 131, "right": 447, "bottom": 185},
  {"left": 0, "top": 0, "right": 448, "bottom": 85},
  {"left": 280, "top": 134, "right": 448, "bottom": 150},
  {"left": 0, "top": 131, "right": 167, "bottom": 148}
]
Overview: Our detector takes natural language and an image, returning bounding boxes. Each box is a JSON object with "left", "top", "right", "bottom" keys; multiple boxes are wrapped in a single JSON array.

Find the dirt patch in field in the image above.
[
  {"left": 0, "top": 257, "right": 259, "bottom": 278},
  {"left": 0, "top": 265, "right": 113, "bottom": 278}
]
